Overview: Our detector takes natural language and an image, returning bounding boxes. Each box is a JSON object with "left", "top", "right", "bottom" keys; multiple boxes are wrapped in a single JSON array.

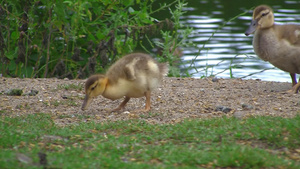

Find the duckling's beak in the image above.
[
  {"left": 81, "top": 95, "right": 92, "bottom": 110},
  {"left": 245, "top": 19, "right": 258, "bottom": 36}
]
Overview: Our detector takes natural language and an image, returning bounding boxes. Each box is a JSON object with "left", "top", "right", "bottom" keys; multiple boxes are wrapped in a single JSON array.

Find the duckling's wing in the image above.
[
  {"left": 124, "top": 57, "right": 139, "bottom": 81},
  {"left": 106, "top": 53, "right": 168, "bottom": 84},
  {"left": 106, "top": 55, "right": 140, "bottom": 84},
  {"left": 277, "top": 24, "right": 300, "bottom": 46}
]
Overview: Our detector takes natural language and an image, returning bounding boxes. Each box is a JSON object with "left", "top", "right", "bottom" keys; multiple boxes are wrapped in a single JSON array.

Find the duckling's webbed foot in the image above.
[
  {"left": 112, "top": 96, "right": 130, "bottom": 112},
  {"left": 286, "top": 73, "right": 299, "bottom": 93},
  {"left": 289, "top": 82, "right": 300, "bottom": 94}
]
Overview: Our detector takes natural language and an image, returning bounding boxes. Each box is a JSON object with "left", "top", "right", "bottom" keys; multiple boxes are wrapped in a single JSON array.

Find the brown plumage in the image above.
[
  {"left": 245, "top": 5, "right": 300, "bottom": 93},
  {"left": 81, "top": 53, "right": 168, "bottom": 112}
]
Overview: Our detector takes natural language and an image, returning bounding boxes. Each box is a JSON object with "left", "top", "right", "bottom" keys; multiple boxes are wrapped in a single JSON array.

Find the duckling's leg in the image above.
[
  {"left": 112, "top": 96, "right": 130, "bottom": 112},
  {"left": 143, "top": 91, "right": 151, "bottom": 111},
  {"left": 290, "top": 73, "right": 297, "bottom": 86},
  {"left": 131, "top": 91, "right": 151, "bottom": 113}
]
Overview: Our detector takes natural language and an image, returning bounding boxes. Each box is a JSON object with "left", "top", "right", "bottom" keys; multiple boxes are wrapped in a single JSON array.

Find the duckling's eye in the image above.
[
  {"left": 91, "top": 86, "right": 96, "bottom": 90},
  {"left": 261, "top": 12, "right": 269, "bottom": 17}
]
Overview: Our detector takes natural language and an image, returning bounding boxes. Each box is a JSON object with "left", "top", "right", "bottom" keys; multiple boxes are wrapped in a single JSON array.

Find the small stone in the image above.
[
  {"left": 30, "top": 90, "right": 39, "bottom": 96},
  {"left": 62, "top": 95, "right": 68, "bottom": 99},
  {"left": 215, "top": 106, "right": 232, "bottom": 113},
  {"left": 241, "top": 104, "right": 253, "bottom": 110},
  {"left": 212, "top": 77, "right": 218, "bottom": 82},
  {"left": 24, "top": 90, "right": 39, "bottom": 96}
]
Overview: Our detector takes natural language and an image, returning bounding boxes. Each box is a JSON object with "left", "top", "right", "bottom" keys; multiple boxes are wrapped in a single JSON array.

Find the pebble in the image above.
[
  {"left": 123, "top": 111, "right": 130, "bottom": 114},
  {"left": 215, "top": 106, "right": 232, "bottom": 113},
  {"left": 62, "top": 95, "right": 68, "bottom": 99},
  {"left": 24, "top": 90, "right": 39, "bottom": 96},
  {"left": 212, "top": 77, "right": 218, "bottom": 82},
  {"left": 241, "top": 103, "right": 253, "bottom": 110}
]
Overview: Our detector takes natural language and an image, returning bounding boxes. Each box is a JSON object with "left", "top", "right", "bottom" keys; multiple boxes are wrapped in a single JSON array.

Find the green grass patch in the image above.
[{"left": 0, "top": 114, "right": 299, "bottom": 168}]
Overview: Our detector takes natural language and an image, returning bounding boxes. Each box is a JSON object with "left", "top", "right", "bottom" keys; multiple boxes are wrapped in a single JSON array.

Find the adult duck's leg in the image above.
[
  {"left": 290, "top": 73, "right": 297, "bottom": 86},
  {"left": 112, "top": 96, "right": 130, "bottom": 111}
]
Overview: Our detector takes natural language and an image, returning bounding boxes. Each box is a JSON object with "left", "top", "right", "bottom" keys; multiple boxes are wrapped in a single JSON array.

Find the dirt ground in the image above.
[{"left": 1, "top": 77, "right": 299, "bottom": 126}]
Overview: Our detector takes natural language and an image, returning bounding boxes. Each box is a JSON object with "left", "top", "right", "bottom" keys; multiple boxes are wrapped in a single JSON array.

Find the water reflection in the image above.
[{"left": 180, "top": 0, "right": 300, "bottom": 82}]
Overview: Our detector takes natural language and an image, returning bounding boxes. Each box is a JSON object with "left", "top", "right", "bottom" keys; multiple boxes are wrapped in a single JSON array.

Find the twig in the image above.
[{"left": 240, "top": 67, "right": 276, "bottom": 79}]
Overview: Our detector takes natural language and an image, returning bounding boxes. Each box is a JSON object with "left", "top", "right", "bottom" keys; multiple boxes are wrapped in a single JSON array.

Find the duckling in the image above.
[
  {"left": 245, "top": 5, "right": 300, "bottom": 93},
  {"left": 81, "top": 53, "right": 168, "bottom": 112}
]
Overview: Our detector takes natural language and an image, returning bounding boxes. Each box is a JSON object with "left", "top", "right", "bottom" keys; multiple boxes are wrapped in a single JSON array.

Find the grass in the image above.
[{"left": 0, "top": 114, "right": 299, "bottom": 168}]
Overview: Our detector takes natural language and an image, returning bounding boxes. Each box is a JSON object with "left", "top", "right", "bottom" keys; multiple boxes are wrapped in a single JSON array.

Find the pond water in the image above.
[{"left": 177, "top": 0, "right": 300, "bottom": 82}]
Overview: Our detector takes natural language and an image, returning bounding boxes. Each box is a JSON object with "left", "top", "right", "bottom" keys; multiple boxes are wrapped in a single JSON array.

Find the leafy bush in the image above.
[{"left": 0, "top": 0, "right": 187, "bottom": 78}]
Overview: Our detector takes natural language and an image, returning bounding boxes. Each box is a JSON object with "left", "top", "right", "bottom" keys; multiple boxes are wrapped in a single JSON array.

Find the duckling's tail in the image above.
[{"left": 159, "top": 63, "right": 169, "bottom": 76}]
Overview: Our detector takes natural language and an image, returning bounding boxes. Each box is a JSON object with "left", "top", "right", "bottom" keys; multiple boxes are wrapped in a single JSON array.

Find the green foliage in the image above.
[
  {"left": 144, "top": 1, "right": 192, "bottom": 77},
  {"left": 0, "top": 0, "right": 185, "bottom": 78},
  {"left": 0, "top": 114, "right": 299, "bottom": 168}
]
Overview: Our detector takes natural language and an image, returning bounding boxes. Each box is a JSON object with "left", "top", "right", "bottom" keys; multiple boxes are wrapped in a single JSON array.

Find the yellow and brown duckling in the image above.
[
  {"left": 81, "top": 53, "right": 168, "bottom": 112},
  {"left": 245, "top": 5, "right": 300, "bottom": 93}
]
